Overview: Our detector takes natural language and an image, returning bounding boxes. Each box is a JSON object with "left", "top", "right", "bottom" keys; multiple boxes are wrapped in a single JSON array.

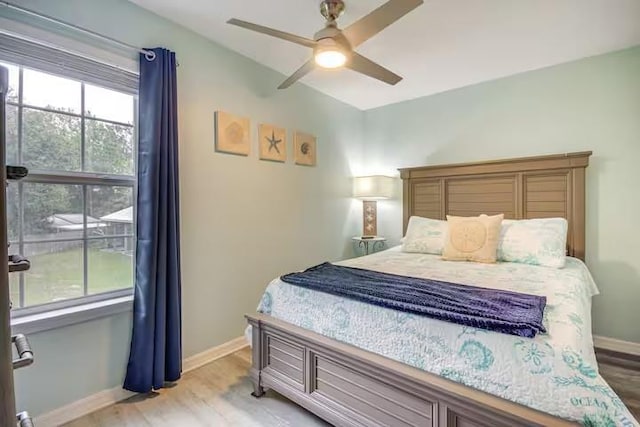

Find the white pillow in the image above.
[
  {"left": 401, "top": 216, "right": 447, "bottom": 255},
  {"left": 497, "top": 218, "right": 568, "bottom": 268}
]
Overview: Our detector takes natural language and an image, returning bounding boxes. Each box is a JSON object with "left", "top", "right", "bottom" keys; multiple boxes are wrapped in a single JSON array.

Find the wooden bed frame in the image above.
[{"left": 247, "top": 152, "right": 591, "bottom": 427}]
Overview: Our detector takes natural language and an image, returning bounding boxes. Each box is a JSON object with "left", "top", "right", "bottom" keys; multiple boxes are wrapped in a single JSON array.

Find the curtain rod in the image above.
[{"left": 0, "top": 1, "right": 156, "bottom": 61}]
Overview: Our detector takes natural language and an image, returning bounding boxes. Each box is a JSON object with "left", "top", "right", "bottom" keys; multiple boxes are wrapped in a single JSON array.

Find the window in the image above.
[{"left": 2, "top": 51, "right": 137, "bottom": 313}]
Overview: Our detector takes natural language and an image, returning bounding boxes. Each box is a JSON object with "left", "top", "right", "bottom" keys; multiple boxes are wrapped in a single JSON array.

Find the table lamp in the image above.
[{"left": 353, "top": 175, "right": 394, "bottom": 237}]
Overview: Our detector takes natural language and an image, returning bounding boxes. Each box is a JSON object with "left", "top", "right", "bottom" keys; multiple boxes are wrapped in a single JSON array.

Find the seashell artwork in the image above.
[{"left": 294, "top": 131, "right": 316, "bottom": 166}]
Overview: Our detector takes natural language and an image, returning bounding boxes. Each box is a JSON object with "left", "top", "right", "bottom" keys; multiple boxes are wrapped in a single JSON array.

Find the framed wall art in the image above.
[
  {"left": 215, "top": 110, "right": 250, "bottom": 156},
  {"left": 294, "top": 131, "right": 316, "bottom": 166},
  {"left": 258, "top": 123, "right": 287, "bottom": 162}
]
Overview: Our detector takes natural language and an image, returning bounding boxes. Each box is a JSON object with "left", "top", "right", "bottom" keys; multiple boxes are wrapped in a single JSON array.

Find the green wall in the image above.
[
  {"left": 365, "top": 46, "right": 640, "bottom": 343},
  {"left": 5, "top": 0, "right": 364, "bottom": 417},
  {"left": 4, "top": 0, "right": 639, "bottom": 418}
]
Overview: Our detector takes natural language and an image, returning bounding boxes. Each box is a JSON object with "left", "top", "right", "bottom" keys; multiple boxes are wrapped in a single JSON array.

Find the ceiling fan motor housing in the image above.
[
  {"left": 320, "top": 0, "right": 346, "bottom": 22},
  {"left": 313, "top": 25, "right": 351, "bottom": 50}
]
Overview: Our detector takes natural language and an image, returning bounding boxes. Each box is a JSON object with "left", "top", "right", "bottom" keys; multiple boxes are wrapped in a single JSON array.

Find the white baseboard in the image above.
[
  {"left": 36, "top": 387, "right": 136, "bottom": 427},
  {"left": 182, "top": 336, "right": 248, "bottom": 372},
  {"left": 593, "top": 335, "right": 640, "bottom": 357},
  {"left": 36, "top": 336, "right": 248, "bottom": 427}
]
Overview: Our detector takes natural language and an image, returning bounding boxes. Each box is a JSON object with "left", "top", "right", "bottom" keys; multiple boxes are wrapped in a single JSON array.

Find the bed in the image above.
[{"left": 246, "top": 152, "right": 638, "bottom": 426}]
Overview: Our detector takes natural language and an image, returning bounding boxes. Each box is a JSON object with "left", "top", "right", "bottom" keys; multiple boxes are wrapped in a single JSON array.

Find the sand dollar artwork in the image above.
[
  {"left": 294, "top": 131, "right": 316, "bottom": 166},
  {"left": 225, "top": 122, "right": 245, "bottom": 145},
  {"left": 450, "top": 220, "right": 487, "bottom": 253},
  {"left": 215, "top": 110, "right": 250, "bottom": 156}
]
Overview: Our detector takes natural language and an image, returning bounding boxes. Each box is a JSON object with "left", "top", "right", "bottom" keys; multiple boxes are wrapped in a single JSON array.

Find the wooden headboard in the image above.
[{"left": 399, "top": 152, "right": 592, "bottom": 260}]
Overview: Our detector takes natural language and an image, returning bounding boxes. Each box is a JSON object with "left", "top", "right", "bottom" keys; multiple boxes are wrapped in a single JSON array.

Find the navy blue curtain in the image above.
[{"left": 124, "top": 48, "right": 182, "bottom": 393}]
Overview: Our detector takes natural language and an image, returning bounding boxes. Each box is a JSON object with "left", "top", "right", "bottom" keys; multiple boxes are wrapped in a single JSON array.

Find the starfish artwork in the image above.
[
  {"left": 259, "top": 124, "right": 286, "bottom": 162},
  {"left": 267, "top": 130, "right": 282, "bottom": 154}
]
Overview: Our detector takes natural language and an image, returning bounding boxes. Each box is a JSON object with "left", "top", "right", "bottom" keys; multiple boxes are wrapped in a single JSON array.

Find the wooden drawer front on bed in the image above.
[
  {"left": 265, "top": 335, "right": 304, "bottom": 387},
  {"left": 442, "top": 406, "right": 493, "bottom": 427},
  {"left": 312, "top": 355, "right": 434, "bottom": 427}
]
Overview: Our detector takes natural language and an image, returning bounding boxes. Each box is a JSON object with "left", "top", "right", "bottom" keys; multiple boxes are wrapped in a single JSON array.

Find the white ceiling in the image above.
[{"left": 130, "top": 0, "right": 640, "bottom": 110}]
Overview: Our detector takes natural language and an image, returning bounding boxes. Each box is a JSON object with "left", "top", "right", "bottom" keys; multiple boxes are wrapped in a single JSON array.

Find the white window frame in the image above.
[{"left": 0, "top": 33, "right": 139, "bottom": 332}]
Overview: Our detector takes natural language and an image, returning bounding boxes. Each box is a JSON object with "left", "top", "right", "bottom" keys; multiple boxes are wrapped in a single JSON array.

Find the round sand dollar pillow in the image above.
[
  {"left": 442, "top": 214, "right": 504, "bottom": 263},
  {"left": 449, "top": 220, "right": 487, "bottom": 253}
]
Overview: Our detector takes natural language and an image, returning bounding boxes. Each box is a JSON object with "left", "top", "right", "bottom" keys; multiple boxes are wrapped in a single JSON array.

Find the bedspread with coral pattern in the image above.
[{"left": 251, "top": 247, "right": 638, "bottom": 426}]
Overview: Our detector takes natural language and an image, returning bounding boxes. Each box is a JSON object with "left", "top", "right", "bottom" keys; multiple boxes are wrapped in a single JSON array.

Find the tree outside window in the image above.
[{"left": 2, "top": 61, "right": 136, "bottom": 309}]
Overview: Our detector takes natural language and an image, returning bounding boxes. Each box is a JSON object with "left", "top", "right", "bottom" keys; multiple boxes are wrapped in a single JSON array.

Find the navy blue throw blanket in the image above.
[{"left": 281, "top": 263, "right": 546, "bottom": 338}]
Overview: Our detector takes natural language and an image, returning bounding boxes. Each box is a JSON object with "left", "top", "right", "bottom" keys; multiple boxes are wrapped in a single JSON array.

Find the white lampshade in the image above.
[{"left": 352, "top": 175, "right": 394, "bottom": 200}]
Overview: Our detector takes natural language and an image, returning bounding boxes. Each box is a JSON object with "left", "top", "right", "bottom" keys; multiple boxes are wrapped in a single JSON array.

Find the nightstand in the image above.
[{"left": 352, "top": 236, "right": 386, "bottom": 256}]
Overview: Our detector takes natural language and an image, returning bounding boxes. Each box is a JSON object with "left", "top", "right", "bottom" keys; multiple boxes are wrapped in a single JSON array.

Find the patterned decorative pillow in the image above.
[
  {"left": 497, "top": 218, "right": 568, "bottom": 268},
  {"left": 401, "top": 216, "right": 447, "bottom": 255},
  {"left": 442, "top": 214, "right": 504, "bottom": 263}
]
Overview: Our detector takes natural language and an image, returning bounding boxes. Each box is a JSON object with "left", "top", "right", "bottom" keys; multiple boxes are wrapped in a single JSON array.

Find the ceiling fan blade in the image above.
[
  {"left": 278, "top": 59, "right": 316, "bottom": 89},
  {"left": 227, "top": 18, "right": 317, "bottom": 48},
  {"left": 347, "top": 53, "right": 402, "bottom": 85},
  {"left": 342, "top": 0, "right": 424, "bottom": 48}
]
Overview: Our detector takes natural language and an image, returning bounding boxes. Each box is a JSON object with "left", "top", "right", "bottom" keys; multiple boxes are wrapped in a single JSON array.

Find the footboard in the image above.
[{"left": 247, "top": 313, "right": 575, "bottom": 427}]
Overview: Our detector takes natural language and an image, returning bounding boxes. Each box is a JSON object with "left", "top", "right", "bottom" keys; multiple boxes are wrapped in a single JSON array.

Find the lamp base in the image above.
[{"left": 362, "top": 200, "right": 377, "bottom": 237}]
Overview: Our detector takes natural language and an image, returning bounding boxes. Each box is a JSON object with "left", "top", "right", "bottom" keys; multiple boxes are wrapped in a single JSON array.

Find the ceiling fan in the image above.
[{"left": 227, "top": 0, "right": 424, "bottom": 89}]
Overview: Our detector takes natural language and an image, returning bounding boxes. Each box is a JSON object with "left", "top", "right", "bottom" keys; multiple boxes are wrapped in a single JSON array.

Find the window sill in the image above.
[{"left": 11, "top": 295, "right": 133, "bottom": 335}]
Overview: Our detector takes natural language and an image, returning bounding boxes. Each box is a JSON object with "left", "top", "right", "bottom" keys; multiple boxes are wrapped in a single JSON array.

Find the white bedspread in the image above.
[{"left": 251, "top": 247, "right": 638, "bottom": 426}]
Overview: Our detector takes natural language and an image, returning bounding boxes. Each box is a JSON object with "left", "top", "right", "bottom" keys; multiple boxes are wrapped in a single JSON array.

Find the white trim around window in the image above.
[
  {"left": 1, "top": 26, "right": 139, "bottom": 329},
  {"left": 11, "top": 292, "right": 133, "bottom": 335}
]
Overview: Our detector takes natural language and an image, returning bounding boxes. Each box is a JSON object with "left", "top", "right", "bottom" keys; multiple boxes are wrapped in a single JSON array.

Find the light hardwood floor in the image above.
[
  {"left": 595, "top": 349, "right": 640, "bottom": 420},
  {"left": 64, "top": 347, "right": 329, "bottom": 427},
  {"left": 64, "top": 347, "right": 639, "bottom": 426}
]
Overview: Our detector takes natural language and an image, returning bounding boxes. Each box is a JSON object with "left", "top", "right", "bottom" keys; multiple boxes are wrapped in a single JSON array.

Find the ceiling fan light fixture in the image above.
[{"left": 314, "top": 48, "right": 347, "bottom": 68}]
